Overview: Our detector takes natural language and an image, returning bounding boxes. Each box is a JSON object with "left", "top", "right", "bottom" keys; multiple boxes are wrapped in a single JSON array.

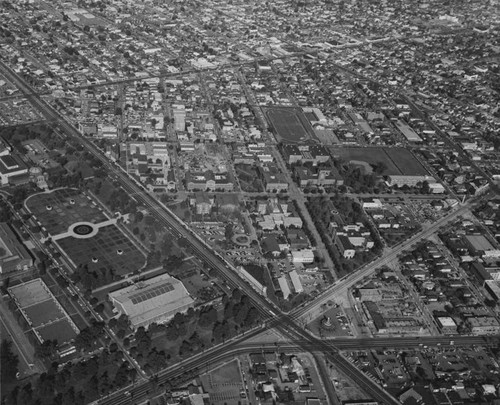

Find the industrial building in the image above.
[{"left": 108, "top": 274, "right": 194, "bottom": 329}]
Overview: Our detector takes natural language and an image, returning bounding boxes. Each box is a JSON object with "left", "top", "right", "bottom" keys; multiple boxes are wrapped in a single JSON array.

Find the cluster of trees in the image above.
[
  {"left": 106, "top": 188, "right": 138, "bottom": 214},
  {"left": 222, "top": 289, "right": 260, "bottom": 332},
  {"left": 1, "top": 340, "right": 18, "bottom": 384},
  {"left": 88, "top": 179, "right": 138, "bottom": 215},
  {"left": 0, "top": 124, "right": 65, "bottom": 153},
  {"left": 307, "top": 196, "right": 382, "bottom": 276},
  {"left": 74, "top": 320, "right": 106, "bottom": 352},
  {"left": 235, "top": 165, "right": 264, "bottom": 192},
  {"left": 2, "top": 348, "right": 134, "bottom": 405},
  {"left": 0, "top": 197, "right": 12, "bottom": 222},
  {"left": 47, "top": 169, "right": 83, "bottom": 189},
  {"left": 291, "top": 200, "right": 317, "bottom": 248},
  {"left": 342, "top": 166, "right": 379, "bottom": 193},
  {"left": 122, "top": 291, "right": 261, "bottom": 373},
  {"left": 71, "top": 263, "right": 117, "bottom": 291},
  {"left": 34, "top": 339, "right": 59, "bottom": 360},
  {"left": 108, "top": 314, "right": 130, "bottom": 340},
  {"left": 9, "top": 184, "right": 37, "bottom": 208}
]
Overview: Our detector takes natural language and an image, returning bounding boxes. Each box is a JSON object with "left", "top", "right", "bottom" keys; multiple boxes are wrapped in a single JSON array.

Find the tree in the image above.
[
  {"left": 1, "top": 339, "right": 18, "bottom": 383},
  {"left": 134, "top": 211, "right": 144, "bottom": 223},
  {"left": 225, "top": 223, "right": 234, "bottom": 240},
  {"left": 198, "top": 306, "right": 218, "bottom": 328},
  {"left": 35, "top": 339, "right": 58, "bottom": 360}
]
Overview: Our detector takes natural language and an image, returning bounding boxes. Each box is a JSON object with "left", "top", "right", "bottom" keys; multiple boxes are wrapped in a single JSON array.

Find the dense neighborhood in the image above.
[{"left": 1, "top": 0, "right": 500, "bottom": 405}]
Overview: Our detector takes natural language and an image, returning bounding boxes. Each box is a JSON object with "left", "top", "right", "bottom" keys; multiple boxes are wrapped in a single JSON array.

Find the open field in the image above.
[
  {"left": 9, "top": 280, "right": 52, "bottom": 308},
  {"left": 333, "top": 147, "right": 428, "bottom": 176},
  {"left": 8, "top": 279, "right": 79, "bottom": 345},
  {"left": 265, "top": 107, "right": 313, "bottom": 143},
  {"left": 56, "top": 224, "right": 146, "bottom": 276},
  {"left": 37, "top": 319, "right": 77, "bottom": 343},
  {"left": 386, "top": 147, "right": 428, "bottom": 175},
  {"left": 25, "top": 188, "right": 107, "bottom": 235},
  {"left": 23, "top": 300, "right": 64, "bottom": 327}
]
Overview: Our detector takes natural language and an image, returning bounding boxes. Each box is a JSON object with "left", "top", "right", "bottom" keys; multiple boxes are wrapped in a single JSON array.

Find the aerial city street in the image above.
[{"left": 0, "top": 0, "right": 500, "bottom": 404}]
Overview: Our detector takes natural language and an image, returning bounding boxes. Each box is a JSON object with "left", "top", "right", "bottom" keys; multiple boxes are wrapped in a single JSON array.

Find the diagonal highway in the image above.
[
  {"left": 291, "top": 193, "right": 489, "bottom": 322},
  {"left": 1, "top": 58, "right": 494, "bottom": 405}
]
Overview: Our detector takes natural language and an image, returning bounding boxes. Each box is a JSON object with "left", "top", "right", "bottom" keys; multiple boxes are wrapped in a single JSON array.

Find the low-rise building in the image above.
[
  {"left": 108, "top": 274, "right": 194, "bottom": 329},
  {"left": 466, "top": 316, "right": 500, "bottom": 335},
  {"left": 0, "top": 154, "right": 28, "bottom": 185},
  {"left": 0, "top": 223, "right": 33, "bottom": 273},
  {"left": 336, "top": 234, "right": 356, "bottom": 259},
  {"left": 185, "top": 170, "right": 234, "bottom": 192},
  {"left": 291, "top": 249, "right": 315, "bottom": 264},
  {"left": 259, "top": 163, "right": 288, "bottom": 192},
  {"left": 289, "top": 270, "right": 303, "bottom": 293},
  {"left": 437, "top": 316, "right": 458, "bottom": 334},
  {"left": 282, "top": 144, "right": 330, "bottom": 166},
  {"left": 278, "top": 276, "right": 291, "bottom": 300}
]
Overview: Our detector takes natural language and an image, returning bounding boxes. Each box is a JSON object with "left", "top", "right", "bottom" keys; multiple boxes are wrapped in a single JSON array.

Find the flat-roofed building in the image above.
[
  {"left": 108, "top": 274, "right": 194, "bottom": 329},
  {"left": 0, "top": 154, "right": 28, "bottom": 185},
  {"left": 437, "top": 316, "right": 458, "bottom": 334},
  {"left": 395, "top": 120, "right": 422, "bottom": 143},
  {"left": 467, "top": 316, "right": 500, "bottom": 335},
  {"left": 0, "top": 223, "right": 33, "bottom": 273},
  {"left": 291, "top": 249, "right": 315, "bottom": 264},
  {"left": 464, "top": 234, "right": 495, "bottom": 254},
  {"left": 277, "top": 276, "right": 291, "bottom": 300},
  {"left": 289, "top": 270, "right": 303, "bottom": 293}
]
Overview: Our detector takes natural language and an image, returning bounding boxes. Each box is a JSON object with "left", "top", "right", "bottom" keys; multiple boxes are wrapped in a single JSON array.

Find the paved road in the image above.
[
  {"left": 1, "top": 55, "right": 493, "bottom": 405},
  {"left": 292, "top": 193, "right": 489, "bottom": 322},
  {"left": 97, "top": 333, "right": 499, "bottom": 405}
]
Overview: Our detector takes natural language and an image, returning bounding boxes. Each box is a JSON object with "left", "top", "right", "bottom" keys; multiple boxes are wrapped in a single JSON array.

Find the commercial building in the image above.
[
  {"left": 395, "top": 120, "right": 422, "bottom": 143},
  {"left": 173, "top": 104, "right": 186, "bottom": 132},
  {"left": 108, "top": 274, "right": 194, "bottom": 329},
  {"left": 466, "top": 316, "right": 500, "bottom": 335},
  {"left": 0, "top": 223, "right": 33, "bottom": 273},
  {"left": 437, "top": 316, "right": 458, "bottom": 334},
  {"left": 290, "top": 249, "right": 315, "bottom": 264},
  {"left": 236, "top": 266, "right": 267, "bottom": 296},
  {"left": 464, "top": 234, "right": 495, "bottom": 254},
  {"left": 289, "top": 270, "right": 303, "bottom": 293},
  {"left": 277, "top": 276, "right": 291, "bottom": 300},
  {"left": 485, "top": 280, "right": 500, "bottom": 301}
]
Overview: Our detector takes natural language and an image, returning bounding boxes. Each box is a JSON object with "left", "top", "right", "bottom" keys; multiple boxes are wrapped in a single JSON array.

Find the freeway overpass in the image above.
[
  {"left": 97, "top": 333, "right": 500, "bottom": 405},
  {"left": 0, "top": 58, "right": 403, "bottom": 404}
]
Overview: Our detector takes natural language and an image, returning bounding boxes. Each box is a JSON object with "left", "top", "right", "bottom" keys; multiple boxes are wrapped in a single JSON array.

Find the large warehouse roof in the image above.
[{"left": 109, "top": 273, "right": 194, "bottom": 327}]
